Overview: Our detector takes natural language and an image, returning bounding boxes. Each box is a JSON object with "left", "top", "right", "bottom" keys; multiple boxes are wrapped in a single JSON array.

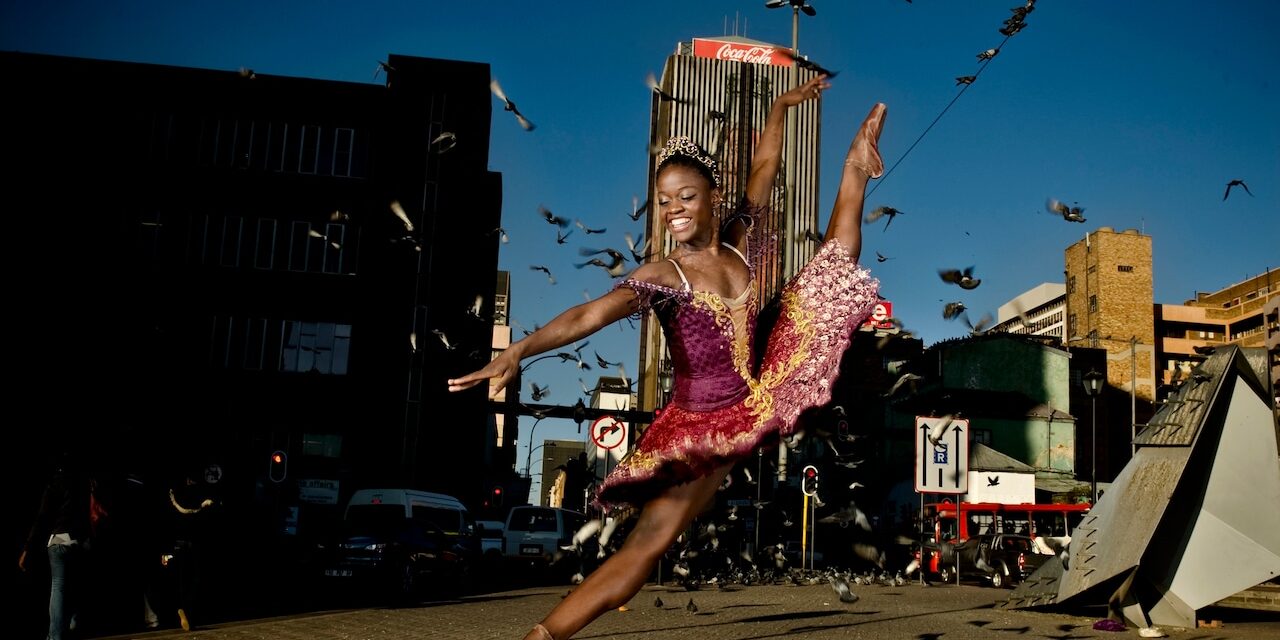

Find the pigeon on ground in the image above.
[{"left": 829, "top": 575, "right": 860, "bottom": 603}]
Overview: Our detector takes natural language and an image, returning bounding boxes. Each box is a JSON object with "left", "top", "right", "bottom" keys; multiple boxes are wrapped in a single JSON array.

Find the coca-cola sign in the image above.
[{"left": 692, "top": 38, "right": 791, "bottom": 67}]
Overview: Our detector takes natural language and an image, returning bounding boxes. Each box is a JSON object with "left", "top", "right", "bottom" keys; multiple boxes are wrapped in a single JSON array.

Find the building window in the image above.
[
  {"left": 1088, "top": 329, "right": 1099, "bottom": 347},
  {"left": 1089, "top": 295, "right": 1098, "bottom": 312},
  {"left": 1068, "top": 313, "right": 1077, "bottom": 337},
  {"left": 1068, "top": 276, "right": 1075, "bottom": 294},
  {"left": 280, "top": 320, "right": 352, "bottom": 375},
  {"left": 297, "top": 124, "right": 321, "bottom": 174},
  {"left": 242, "top": 317, "right": 268, "bottom": 370},
  {"left": 219, "top": 216, "right": 243, "bottom": 267},
  {"left": 1087, "top": 264, "right": 1096, "bottom": 274},
  {"left": 972, "top": 429, "right": 992, "bottom": 445},
  {"left": 321, "top": 223, "right": 345, "bottom": 274},
  {"left": 333, "top": 128, "right": 355, "bottom": 177},
  {"left": 1117, "top": 265, "right": 1133, "bottom": 273},
  {"left": 267, "top": 122, "right": 288, "bottom": 172},
  {"left": 255, "top": 218, "right": 277, "bottom": 270},
  {"left": 288, "top": 221, "right": 311, "bottom": 272}
]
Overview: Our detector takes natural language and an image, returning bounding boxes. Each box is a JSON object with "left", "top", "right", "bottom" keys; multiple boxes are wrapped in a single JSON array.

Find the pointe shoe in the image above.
[{"left": 845, "top": 102, "right": 887, "bottom": 179}]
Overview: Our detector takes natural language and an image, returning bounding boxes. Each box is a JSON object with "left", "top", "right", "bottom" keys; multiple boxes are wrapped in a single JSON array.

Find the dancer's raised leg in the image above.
[
  {"left": 825, "top": 102, "right": 887, "bottom": 262},
  {"left": 525, "top": 464, "right": 732, "bottom": 640}
]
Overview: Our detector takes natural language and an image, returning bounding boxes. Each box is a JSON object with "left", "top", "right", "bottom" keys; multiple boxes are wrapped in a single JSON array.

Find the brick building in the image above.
[{"left": 1064, "top": 227, "right": 1157, "bottom": 401}]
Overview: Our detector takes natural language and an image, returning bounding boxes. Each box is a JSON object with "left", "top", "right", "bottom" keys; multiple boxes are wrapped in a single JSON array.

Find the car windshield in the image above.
[
  {"left": 1001, "top": 537, "right": 1033, "bottom": 552},
  {"left": 509, "top": 508, "right": 558, "bottom": 532},
  {"left": 345, "top": 504, "right": 408, "bottom": 537}
]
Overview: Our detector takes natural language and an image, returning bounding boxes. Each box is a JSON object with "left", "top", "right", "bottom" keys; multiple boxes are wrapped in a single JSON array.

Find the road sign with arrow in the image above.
[{"left": 915, "top": 415, "right": 969, "bottom": 494}]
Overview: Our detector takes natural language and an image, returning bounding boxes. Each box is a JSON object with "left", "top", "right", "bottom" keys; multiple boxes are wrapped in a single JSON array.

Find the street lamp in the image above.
[
  {"left": 523, "top": 417, "right": 547, "bottom": 476},
  {"left": 1082, "top": 369, "right": 1104, "bottom": 504},
  {"left": 657, "top": 359, "right": 675, "bottom": 407},
  {"left": 765, "top": 0, "right": 817, "bottom": 281},
  {"left": 528, "top": 442, "right": 558, "bottom": 505}
]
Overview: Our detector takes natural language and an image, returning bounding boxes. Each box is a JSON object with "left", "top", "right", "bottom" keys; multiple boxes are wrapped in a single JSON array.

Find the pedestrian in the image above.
[
  {"left": 113, "top": 470, "right": 165, "bottom": 630},
  {"left": 449, "top": 75, "right": 887, "bottom": 640},
  {"left": 18, "top": 451, "right": 100, "bottom": 640},
  {"left": 165, "top": 467, "right": 220, "bottom": 631}
]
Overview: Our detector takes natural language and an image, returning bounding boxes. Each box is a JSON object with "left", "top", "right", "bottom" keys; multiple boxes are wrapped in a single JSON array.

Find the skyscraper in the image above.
[{"left": 638, "top": 35, "right": 822, "bottom": 412}]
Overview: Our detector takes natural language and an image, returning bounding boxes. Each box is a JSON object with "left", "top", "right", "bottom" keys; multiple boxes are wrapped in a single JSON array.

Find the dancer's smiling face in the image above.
[{"left": 656, "top": 161, "right": 719, "bottom": 244}]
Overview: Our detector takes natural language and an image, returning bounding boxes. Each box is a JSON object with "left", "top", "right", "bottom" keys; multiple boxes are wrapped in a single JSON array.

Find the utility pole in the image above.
[{"left": 1130, "top": 336, "right": 1137, "bottom": 455}]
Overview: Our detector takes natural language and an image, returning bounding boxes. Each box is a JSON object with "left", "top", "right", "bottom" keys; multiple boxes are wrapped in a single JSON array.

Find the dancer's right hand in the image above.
[
  {"left": 777, "top": 74, "right": 831, "bottom": 109},
  {"left": 447, "top": 351, "right": 518, "bottom": 398}
]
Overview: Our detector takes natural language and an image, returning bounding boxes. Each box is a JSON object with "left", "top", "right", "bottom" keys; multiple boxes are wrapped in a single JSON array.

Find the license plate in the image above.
[
  {"left": 324, "top": 568, "right": 353, "bottom": 577},
  {"left": 520, "top": 545, "right": 542, "bottom": 556}
]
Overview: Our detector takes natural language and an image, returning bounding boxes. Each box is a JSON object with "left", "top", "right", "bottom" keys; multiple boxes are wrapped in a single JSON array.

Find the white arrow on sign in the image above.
[{"left": 915, "top": 416, "right": 969, "bottom": 494}]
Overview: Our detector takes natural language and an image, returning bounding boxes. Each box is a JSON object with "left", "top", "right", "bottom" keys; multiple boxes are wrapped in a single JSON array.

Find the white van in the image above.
[
  {"left": 344, "top": 488, "right": 473, "bottom": 536},
  {"left": 326, "top": 489, "right": 477, "bottom": 598},
  {"left": 503, "top": 506, "right": 590, "bottom": 565}
]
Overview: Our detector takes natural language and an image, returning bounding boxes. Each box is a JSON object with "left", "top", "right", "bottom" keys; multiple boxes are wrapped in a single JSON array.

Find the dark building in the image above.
[{"left": 7, "top": 51, "right": 504, "bottom": 549}]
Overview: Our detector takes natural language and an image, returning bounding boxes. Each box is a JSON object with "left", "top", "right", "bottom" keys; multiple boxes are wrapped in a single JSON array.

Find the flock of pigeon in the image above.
[{"left": 383, "top": 1, "right": 1259, "bottom": 607}]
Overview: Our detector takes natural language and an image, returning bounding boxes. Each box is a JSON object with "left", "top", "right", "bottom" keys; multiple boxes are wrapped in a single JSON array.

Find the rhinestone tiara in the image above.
[{"left": 657, "top": 136, "right": 721, "bottom": 188}]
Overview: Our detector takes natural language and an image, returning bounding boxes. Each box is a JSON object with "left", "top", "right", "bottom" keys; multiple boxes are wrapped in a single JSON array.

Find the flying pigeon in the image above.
[
  {"left": 576, "top": 220, "right": 607, "bottom": 235},
  {"left": 490, "top": 78, "right": 535, "bottom": 131},
  {"left": 1046, "top": 198, "right": 1086, "bottom": 223},
  {"left": 864, "top": 206, "right": 904, "bottom": 231},
  {"left": 939, "top": 266, "right": 981, "bottom": 290},
  {"left": 1223, "top": 179, "right": 1253, "bottom": 200},
  {"left": 430, "top": 131, "right": 456, "bottom": 154},
  {"left": 646, "top": 71, "right": 686, "bottom": 104},
  {"left": 884, "top": 372, "right": 922, "bottom": 398},
  {"left": 538, "top": 205, "right": 570, "bottom": 228},
  {"left": 530, "top": 264, "right": 556, "bottom": 284},
  {"left": 778, "top": 48, "right": 839, "bottom": 78},
  {"left": 373, "top": 60, "right": 396, "bottom": 83}
]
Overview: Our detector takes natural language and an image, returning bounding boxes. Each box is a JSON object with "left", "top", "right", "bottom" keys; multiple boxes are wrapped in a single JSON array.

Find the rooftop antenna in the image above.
[{"left": 734, "top": 11, "right": 740, "bottom": 36}]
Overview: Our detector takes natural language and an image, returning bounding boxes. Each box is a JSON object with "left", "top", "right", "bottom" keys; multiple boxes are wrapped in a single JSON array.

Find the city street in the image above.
[{"left": 101, "top": 579, "right": 1278, "bottom": 640}]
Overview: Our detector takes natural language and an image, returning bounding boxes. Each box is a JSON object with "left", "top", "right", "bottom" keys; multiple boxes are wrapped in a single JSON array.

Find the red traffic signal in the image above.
[
  {"left": 492, "top": 485, "right": 504, "bottom": 507},
  {"left": 268, "top": 450, "right": 288, "bottom": 483},
  {"left": 801, "top": 464, "right": 819, "bottom": 496}
]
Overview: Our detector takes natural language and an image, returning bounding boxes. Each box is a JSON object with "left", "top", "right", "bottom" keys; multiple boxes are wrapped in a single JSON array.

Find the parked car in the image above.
[
  {"left": 937, "top": 533, "right": 1051, "bottom": 588},
  {"left": 503, "top": 506, "right": 590, "bottom": 574},
  {"left": 475, "top": 519, "right": 506, "bottom": 567},
  {"left": 320, "top": 489, "right": 477, "bottom": 599}
]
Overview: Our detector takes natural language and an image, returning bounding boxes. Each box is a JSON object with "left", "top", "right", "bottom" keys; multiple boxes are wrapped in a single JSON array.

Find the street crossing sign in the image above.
[{"left": 915, "top": 416, "right": 969, "bottom": 494}]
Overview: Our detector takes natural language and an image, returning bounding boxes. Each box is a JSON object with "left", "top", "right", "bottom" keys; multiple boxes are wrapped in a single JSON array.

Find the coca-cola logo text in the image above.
[{"left": 715, "top": 44, "right": 778, "bottom": 65}]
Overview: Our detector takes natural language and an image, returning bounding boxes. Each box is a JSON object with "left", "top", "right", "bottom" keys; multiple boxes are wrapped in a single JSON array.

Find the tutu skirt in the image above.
[{"left": 594, "top": 239, "right": 879, "bottom": 511}]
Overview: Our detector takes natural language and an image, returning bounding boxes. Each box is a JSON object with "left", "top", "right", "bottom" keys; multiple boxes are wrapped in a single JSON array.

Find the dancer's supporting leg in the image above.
[{"left": 526, "top": 464, "right": 733, "bottom": 640}]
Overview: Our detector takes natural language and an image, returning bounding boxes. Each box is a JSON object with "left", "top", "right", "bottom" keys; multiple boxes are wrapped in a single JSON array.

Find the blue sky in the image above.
[{"left": 6, "top": 1, "right": 1276, "bottom": 498}]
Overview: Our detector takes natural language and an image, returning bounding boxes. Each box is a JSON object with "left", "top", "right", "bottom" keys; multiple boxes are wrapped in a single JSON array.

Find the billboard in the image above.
[
  {"left": 861, "top": 300, "right": 896, "bottom": 330},
  {"left": 691, "top": 38, "right": 791, "bottom": 67}
]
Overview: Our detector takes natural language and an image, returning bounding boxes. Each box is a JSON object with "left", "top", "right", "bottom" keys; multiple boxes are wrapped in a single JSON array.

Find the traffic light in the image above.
[
  {"left": 492, "top": 485, "right": 504, "bottom": 508},
  {"left": 268, "top": 450, "right": 288, "bottom": 483},
  {"left": 802, "top": 465, "right": 819, "bottom": 496}
]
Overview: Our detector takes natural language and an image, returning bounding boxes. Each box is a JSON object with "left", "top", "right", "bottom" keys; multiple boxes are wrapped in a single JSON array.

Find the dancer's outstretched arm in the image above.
[
  {"left": 824, "top": 103, "right": 887, "bottom": 262},
  {"left": 725, "top": 75, "right": 830, "bottom": 251},
  {"left": 447, "top": 287, "right": 635, "bottom": 398}
]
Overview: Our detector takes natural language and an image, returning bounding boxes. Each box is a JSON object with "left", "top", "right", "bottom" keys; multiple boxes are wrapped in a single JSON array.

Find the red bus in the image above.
[
  {"left": 920, "top": 500, "right": 1091, "bottom": 575},
  {"left": 926, "top": 500, "right": 1091, "bottom": 542}
]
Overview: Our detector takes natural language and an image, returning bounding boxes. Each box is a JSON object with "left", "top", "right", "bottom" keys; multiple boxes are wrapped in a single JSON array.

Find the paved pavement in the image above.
[{"left": 97, "top": 579, "right": 1279, "bottom": 640}]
